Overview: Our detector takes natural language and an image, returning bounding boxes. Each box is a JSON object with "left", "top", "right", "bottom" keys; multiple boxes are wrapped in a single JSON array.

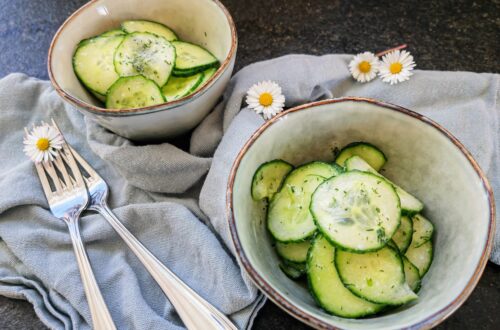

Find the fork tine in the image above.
[
  {"left": 51, "top": 119, "right": 99, "bottom": 180},
  {"left": 42, "top": 161, "right": 63, "bottom": 192},
  {"left": 61, "top": 144, "right": 86, "bottom": 187},
  {"left": 68, "top": 145, "right": 100, "bottom": 185},
  {"left": 34, "top": 162, "right": 54, "bottom": 200},
  {"left": 49, "top": 119, "right": 87, "bottom": 188},
  {"left": 58, "top": 148, "right": 84, "bottom": 186},
  {"left": 53, "top": 154, "right": 74, "bottom": 190},
  {"left": 69, "top": 146, "right": 97, "bottom": 176}
]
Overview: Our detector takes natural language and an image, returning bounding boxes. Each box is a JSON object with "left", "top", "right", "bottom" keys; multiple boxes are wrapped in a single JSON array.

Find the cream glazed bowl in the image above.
[
  {"left": 227, "top": 98, "right": 495, "bottom": 329},
  {"left": 48, "top": 0, "right": 237, "bottom": 140}
]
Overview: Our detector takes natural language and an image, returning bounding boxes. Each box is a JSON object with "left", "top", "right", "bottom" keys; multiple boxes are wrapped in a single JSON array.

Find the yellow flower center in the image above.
[
  {"left": 390, "top": 62, "right": 403, "bottom": 74},
  {"left": 36, "top": 138, "right": 50, "bottom": 151},
  {"left": 358, "top": 61, "right": 371, "bottom": 73},
  {"left": 259, "top": 92, "right": 274, "bottom": 106}
]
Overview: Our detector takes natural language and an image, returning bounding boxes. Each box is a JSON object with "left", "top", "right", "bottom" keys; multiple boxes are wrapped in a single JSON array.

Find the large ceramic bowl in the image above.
[
  {"left": 48, "top": 0, "right": 237, "bottom": 140},
  {"left": 227, "top": 98, "right": 495, "bottom": 329}
]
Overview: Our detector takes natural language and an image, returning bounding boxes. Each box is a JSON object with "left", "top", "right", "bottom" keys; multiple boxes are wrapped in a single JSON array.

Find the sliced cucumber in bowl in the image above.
[
  {"left": 404, "top": 213, "right": 434, "bottom": 276},
  {"left": 392, "top": 215, "right": 413, "bottom": 253},
  {"left": 195, "top": 67, "right": 218, "bottom": 91},
  {"left": 310, "top": 171, "right": 401, "bottom": 252},
  {"left": 335, "top": 245, "right": 418, "bottom": 305},
  {"left": 250, "top": 141, "right": 436, "bottom": 318},
  {"left": 345, "top": 155, "right": 424, "bottom": 213},
  {"left": 268, "top": 174, "right": 326, "bottom": 243},
  {"left": 172, "top": 41, "right": 219, "bottom": 76},
  {"left": 73, "top": 35, "right": 125, "bottom": 95},
  {"left": 275, "top": 239, "right": 311, "bottom": 263},
  {"left": 405, "top": 240, "right": 433, "bottom": 277},
  {"left": 73, "top": 20, "right": 221, "bottom": 109},
  {"left": 106, "top": 75, "right": 164, "bottom": 109},
  {"left": 410, "top": 214, "right": 434, "bottom": 248},
  {"left": 251, "top": 160, "right": 293, "bottom": 201},
  {"left": 100, "top": 29, "right": 126, "bottom": 37},
  {"left": 403, "top": 256, "right": 422, "bottom": 292},
  {"left": 279, "top": 262, "right": 305, "bottom": 279},
  {"left": 307, "top": 234, "right": 384, "bottom": 318},
  {"left": 114, "top": 32, "right": 176, "bottom": 87},
  {"left": 161, "top": 73, "right": 204, "bottom": 102},
  {"left": 91, "top": 91, "right": 107, "bottom": 102},
  {"left": 267, "top": 162, "right": 341, "bottom": 242},
  {"left": 335, "top": 142, "right": 387, "bottom": 171},
  {"left": 121, "top": 20, "right": 178, "bottom": 41}
]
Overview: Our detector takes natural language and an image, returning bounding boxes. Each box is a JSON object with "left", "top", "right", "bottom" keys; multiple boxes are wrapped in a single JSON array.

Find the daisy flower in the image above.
[
  {"left": 348, "top": 51, "right": 379, "bottom": 83},
  {"left": 378, "top": 50, "right": 416, "bottom": 85},
  {"left": 23, "top": 123, "right": 64, "bottom": 163},
  {"left": 246, "top": 81, "right": 285, "bottom": 120}
]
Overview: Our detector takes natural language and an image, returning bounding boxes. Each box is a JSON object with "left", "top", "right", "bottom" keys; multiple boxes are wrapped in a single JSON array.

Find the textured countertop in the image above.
[{"left": 0, "top": 0, "right": 499, "bottom": 329}]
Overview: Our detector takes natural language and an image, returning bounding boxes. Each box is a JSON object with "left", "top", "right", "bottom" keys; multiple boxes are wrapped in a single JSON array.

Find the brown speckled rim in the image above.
[
  {"left": 47, "top": 0, "right": 237, "bottom": 117},
  {"left": 226, "top": 97, "right": 496, "bottom": 330}
]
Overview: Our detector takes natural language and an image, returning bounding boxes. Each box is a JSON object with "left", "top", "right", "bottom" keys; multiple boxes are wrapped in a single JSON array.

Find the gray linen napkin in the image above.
[{"left": 0, "top": 54, "right": 498, "bottom": 330}]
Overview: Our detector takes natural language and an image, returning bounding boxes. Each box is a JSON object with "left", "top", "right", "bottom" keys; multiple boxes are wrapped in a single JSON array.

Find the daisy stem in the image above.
[{"left": 375, "top": 44, "right": 408, "bottom": 57}]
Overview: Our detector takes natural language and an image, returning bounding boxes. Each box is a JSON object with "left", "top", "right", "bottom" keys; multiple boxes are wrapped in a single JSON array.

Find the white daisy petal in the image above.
[
  {"left": 36, "top": 152, "right": 44, "bottom": 163},
  {"left": 378, "top": 49, "right": 416, "bottom": 85},
  {"left": 23, "top": 123, "right": 64, "bottom": 163},
  {"left": 348, "top": 51, "right": 380, "bottom": 83},
  {"left": 247, "top": 90, "right": 260, "bottom": 99},
  {"left": 246, "top": 81, "right": 286, "bottom": 119}
]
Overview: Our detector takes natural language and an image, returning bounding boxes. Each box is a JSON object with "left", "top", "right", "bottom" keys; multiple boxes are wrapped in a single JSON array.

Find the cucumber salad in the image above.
[
  {"left": 251, "top": 142, "right": 434, "bottom": 318},
  {"left": 73, "top": 20, "right": 220, "bottom": 109}
]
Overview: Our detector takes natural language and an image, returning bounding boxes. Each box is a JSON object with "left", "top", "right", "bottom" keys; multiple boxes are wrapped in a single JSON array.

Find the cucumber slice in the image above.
[
  {"left": 335, "top": 142, "right": 387, "bottom": 171},
  {"left": 285, "top": 260, "right": 307, "bottom": 272},
  {"left": 114, "top": 32, "right": 176, "bottom": 87},
  {"left": 121, "top": 20, "right": 177, "bottom": 41},
  {"left": 403, "top": 256, "right": 422, "bottom": 292},
  {"left": 172, "top": 41, "right": 219, "bottom": 75},
  {"left": 268, "top": 175, "right": 327, "bottom": 242},
  {"left": 267, "top": 162, "right": 342, "bottom": 242},
  {"left": 251, "top": 160, "right": 293, "bottom": 201},
  {"left": 73, "top": 35, "right": 125, "bottom": 95},
  {"left": 335, "top": 245, "right": 418, "bottom": 305},
  {"left": 161, "top": 73, "right": 204, "bottom": 102},
  {"left": 275, "top": 239, "right": 311, "bottom": 263},
  {"left": 106, "top": 75, "right": 164, "bottom": 109},
  {"left": 392, "top": 215, "right": 413, "bottom": 253},
  {"left": 310, "top": 171, "right": 401, "bottom": 252},
  {"left": 307, "top": 234, "right": 384, "bottom": 318},
  {"left": 100, "top": 29, "right": 126, "bottom": 37},
  {"left": 279, "top": 262, "right": 305, "bottom": 280},
  {"left": 345, "top": 156, "right": 424, "bottom": 213},
  {"left": 405, "top": 240, "right": 433, "bottom": 277},
  {"left": 91, "top": 91, "right": 106, "bottom": 102},
  {"left": 410, "top": 214, "right": 434, "bottom": 248},
  {"left": 387, "top": 239, "right": 399, "bottom": 250},
  {"left": 195, "top": 67, "right": 217, "bottom": 91}
]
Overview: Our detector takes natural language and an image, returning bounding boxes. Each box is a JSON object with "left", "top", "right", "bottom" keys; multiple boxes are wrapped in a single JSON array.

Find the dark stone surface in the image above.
[
  {"left": 0, "top": 0, "right": 498, "bottom": 329},
  {"left": 1, "top": 0, "right": 499, "bottom": 80}
]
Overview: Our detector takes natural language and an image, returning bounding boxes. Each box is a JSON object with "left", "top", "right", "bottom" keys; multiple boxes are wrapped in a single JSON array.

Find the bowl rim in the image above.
[
  {"left": 47, "top": 0, "right": 237, "bottom": 117},
  {"left": 226, "top": 97, "right": 496, "bottom": 330}
]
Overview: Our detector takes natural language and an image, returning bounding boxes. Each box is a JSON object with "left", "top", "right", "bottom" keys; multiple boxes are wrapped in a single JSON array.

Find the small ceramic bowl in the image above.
[
  {"left": 227, "top": 98, "right": 495, "bottom": 329},
  {"left": 48, "top": 0, "right": 237, "bottom": 140}
]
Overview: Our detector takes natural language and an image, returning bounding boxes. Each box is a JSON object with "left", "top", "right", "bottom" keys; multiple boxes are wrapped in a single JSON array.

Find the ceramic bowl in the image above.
[
  {"left": 48, "top": 0, "right": 237, "bottom": 140},
  {"left": 227, "top": 98, "right": 495, "bottom": 329}
]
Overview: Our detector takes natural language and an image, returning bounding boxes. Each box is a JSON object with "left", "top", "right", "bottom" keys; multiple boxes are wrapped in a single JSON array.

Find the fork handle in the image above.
[
  {"left": 93, "top": 204, "right": 238, "bottom": 330},
  {"left": 66, "top": 219, "right": 117, "bottom": 330}
]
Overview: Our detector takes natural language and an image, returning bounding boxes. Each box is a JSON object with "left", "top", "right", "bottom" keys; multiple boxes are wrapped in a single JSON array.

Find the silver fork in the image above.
[
  {"left": 51, "top": 122, "right": 237, "bottom": 330},
  {"left": 30, "top": 127, "right": 116, "bottom": 330}
]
